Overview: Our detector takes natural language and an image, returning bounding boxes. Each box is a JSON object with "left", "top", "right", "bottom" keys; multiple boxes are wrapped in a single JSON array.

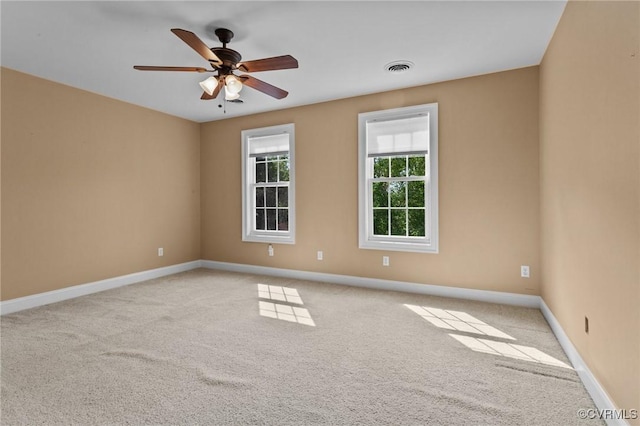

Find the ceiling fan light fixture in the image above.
[
  {"left": 224, "top": 86, "right": 240, "bottom": 100},
  {"left": 199, "top": 76, "right": 218, "bottom": 96},
  {"left": 225, "top": 74, "right": 243, "bottom": 95}
]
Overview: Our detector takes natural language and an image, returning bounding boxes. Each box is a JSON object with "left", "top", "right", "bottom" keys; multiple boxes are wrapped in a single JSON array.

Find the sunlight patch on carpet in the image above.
[
  {"left": 257, "top": 284, "right": 303, "bottom": 305},
  {"left": 259, "top": 301, "right": 315, "bottom": 327},
  {"left": 449, "top": 334, "right": 572, "bottom": 369},
  {"left": 404, "top": 304, "right": 515, "bottom": 340}
]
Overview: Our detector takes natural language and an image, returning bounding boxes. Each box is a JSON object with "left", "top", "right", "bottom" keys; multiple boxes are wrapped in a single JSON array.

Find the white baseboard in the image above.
[
  {"left": 539, "top": 299, "right": 627, "bottom": 426},
  {"left": 0, "top": 258, "right": 624, "bottom": 425},
  {"left": 0, "top": 260, "right": 202, "bottom": 315},
  {"left": 200, "top": 260, "right": 540, "bottom": 308}
]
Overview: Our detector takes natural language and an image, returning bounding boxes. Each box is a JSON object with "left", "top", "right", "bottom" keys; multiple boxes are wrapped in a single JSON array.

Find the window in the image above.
[
  {"left": 358, "top": 104, "right": 438, "bottom": 253},
  {"left": 242, "top": 123, "right": 295, "bottom": 244}
]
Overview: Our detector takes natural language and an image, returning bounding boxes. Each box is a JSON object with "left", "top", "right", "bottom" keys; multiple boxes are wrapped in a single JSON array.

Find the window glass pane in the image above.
[
  {"left": 408, "top": 155, "right": 425, "bottom": 176},
  {"left": 266, "top": 209, "right": 277, "bottom": 230},
  {"left": 256, "top": 156, "right": 266, "bottom": 162},
  {"left": 277, "top": 187, "right": 288, "bottom": 207},
  {"left": 373, "top": 157, "right": 389, "bottom": 178},
  {"left": 373, "top": 209, "right": 389, "bottom": 236},
  {"left": 278, "top": 209, "right": 289, "bottom": 231},
  {"left": 267, "top": 161, "right": 278, "bottom": 183},
  {"left": 255, "top": 209, "right": 265, "bottom": 230},
  {"left": 390, "top": 181, "right": 406, "bottom": 207},
  {"left": 391, "top": 209, "right": 406, "bottom": 236},
  {"left": 407, "top": 181, "right": 425, "bottom": 208},
  {"left": 256, "top": 187, "right": 265, "bottom": 207},
  {"left": 265, "top": 187, "right": 277, "bottom": 207},
  {"left": 391, "top": 156, "right": 407, "bottom": 177},
  {"left": 256, "top": 162, "right": 266, "bottom": 183},
  {"left": 372, "top": 182, "right": 388, "bottom": 207},
  {"left": 278, "top": 159, "right": 290, "bottom": 182},
  {"left": 408, "top": 209, "right": 425, "bottom": 237}
]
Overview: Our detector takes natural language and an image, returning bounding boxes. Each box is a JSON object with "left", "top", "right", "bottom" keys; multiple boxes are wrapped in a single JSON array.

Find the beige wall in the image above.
[
  {"left": 201, "top": 67, "right": 540, "bottom": 295},
  {"left": 1, "top": 4, "right": 637, "bottom": 414},
  {"left": 1, "top": 67, "right": 3, "bottom": 294},
  {"left": 1, "top": 68, "right": 201, "bottom": 301},
  {"left": 540, "top": 0, "right": 639, "bottom": 415}
]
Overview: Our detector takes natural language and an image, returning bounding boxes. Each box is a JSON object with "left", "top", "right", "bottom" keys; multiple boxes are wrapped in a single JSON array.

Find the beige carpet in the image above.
[{"left": 1, "top": 269, "right": 600, "bottom": 425}]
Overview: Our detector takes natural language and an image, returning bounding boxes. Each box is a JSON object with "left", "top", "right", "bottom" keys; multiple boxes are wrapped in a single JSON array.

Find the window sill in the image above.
[
  {"left": 359, "top": 239, "right": 438, "bottom": 254},
  {"left": 243, "top": 234, "right": 295, "bottom": 245}
]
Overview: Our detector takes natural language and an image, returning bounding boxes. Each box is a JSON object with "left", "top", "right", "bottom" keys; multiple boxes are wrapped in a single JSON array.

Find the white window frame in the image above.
[
  {"left": 358, "top": 103, "right": 438, "bottom": 253},
  {"left": 242, "top": 123, "right": 295, "bottom": 244}
]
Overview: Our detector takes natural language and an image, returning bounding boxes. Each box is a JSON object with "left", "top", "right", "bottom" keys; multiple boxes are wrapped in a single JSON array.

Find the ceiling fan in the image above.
[{"left": 134, "top": 28, "right": 298, "bottom": 102}]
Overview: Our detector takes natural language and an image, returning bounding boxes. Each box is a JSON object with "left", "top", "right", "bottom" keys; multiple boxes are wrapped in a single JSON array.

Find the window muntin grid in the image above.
[
  {"left": 253, "top": 154, "right": 290, "bottom": 232},
  {"left": 369, "top": 154, "right": 428, "bottom": 239}
]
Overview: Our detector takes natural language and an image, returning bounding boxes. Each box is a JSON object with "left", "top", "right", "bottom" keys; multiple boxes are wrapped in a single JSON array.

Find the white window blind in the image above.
[
  {"left": 366, "top": 114, "right": 429, "bottom": 157},
  {"left": 248, "top": 133, "right": 290, "bottom": 157}
]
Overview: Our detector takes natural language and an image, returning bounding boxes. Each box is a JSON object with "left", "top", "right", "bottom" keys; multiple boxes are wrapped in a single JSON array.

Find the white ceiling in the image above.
[{"left": 1, "top": 1, "right": 566, "bottom": 123}]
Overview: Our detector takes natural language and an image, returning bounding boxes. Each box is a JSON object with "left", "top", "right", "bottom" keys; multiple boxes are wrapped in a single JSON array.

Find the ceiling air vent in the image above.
[{"left": 385, "top": 60, "right": 414, "bottom": 73}]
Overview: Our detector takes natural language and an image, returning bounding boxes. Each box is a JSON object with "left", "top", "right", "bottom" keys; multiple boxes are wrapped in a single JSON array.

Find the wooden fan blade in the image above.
[
  {"left": 171, "top": 28, "right": 222, "bottom": 65},
  {"left": 238, "top": 55, "right": 298, "bottom": 73},
  {"left": 134, "top": 66, "right": 209, "bottom": 72},
  {"left": 239, "top": 75, "right": 288, "bottom": 99},
  {"left": 201, "top": 80, "right": 222, "bottom": 100}
]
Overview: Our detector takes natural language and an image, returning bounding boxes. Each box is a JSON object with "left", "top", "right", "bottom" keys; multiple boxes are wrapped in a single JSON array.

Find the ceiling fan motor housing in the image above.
[
  {"left": 212, "top": 48, "right": 242, "bottom": 70},
  {"left": 211, "top": 28, "right": 242, "bottom": 73}
]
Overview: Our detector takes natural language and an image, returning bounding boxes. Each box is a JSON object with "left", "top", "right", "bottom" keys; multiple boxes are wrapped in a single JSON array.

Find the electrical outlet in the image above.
[
  {"left": 317, "top": 251, "right": 323, "bottom": 261},
  {"left": 382, "top": 256, "right": 390, "bottom": 267},
  {"left": 158, "top": 247, "right": 164, "bottom": 257},
  {"left": 268, "top": 244, "right": 274, "bottom": 257},
  {"left": 520, "top": 265, "right": 530, "bottom": 278}
]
